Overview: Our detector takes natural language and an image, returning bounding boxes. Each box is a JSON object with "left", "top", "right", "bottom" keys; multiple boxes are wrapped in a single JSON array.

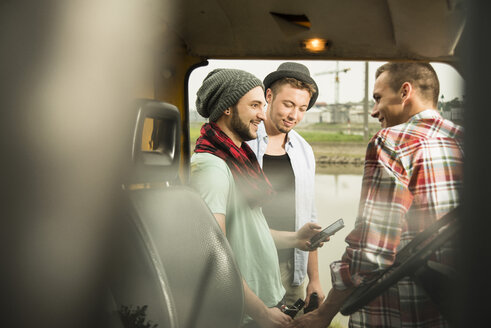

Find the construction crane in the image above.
[{"left": 315, "top": 61, "right": 351, "bottom": 104}]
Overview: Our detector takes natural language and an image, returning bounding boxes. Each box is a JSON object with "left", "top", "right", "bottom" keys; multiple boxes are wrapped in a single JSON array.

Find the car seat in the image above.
[{"left": 110, "top": 99, "right": 244, "bottom": 328}]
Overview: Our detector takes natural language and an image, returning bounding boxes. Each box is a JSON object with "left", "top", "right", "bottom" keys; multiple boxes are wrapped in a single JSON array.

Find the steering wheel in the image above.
[{"left": 340, "top": 207, "right": 460, "bottom": 316}]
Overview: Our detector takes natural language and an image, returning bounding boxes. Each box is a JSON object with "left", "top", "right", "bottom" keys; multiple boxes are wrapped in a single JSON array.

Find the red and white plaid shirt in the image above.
[{"left": 331, "top": 109, "right": 464, "bottom": 327}]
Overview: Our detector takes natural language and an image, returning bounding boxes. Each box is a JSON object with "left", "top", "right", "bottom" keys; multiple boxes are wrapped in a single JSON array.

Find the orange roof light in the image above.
[{"left": 302, "top": 38, "right": 328, "bottom": 53}]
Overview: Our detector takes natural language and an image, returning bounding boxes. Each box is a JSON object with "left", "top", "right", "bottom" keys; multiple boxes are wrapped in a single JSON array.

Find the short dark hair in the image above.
[
  {"left": 375, "top": 62, "right": 440, "bottom": 106},
  {"left": 270, "top": 77, "right": 317, "bottom": 98}
]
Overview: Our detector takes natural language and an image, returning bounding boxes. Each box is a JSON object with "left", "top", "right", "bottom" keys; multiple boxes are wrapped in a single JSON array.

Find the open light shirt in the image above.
[{"left": 247, "top": 122, "right": 317, "bottom": 286}]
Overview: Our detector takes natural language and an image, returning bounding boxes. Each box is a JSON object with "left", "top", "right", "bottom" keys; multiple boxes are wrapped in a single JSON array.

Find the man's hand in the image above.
[
  {"left": 270, "top": 223, "right": 323, "bottom": 250},
  {"left": 255, "top": 307, "right": 292, "bottom": 328},
  {"left": 305, "top": 250, "right": 325, "bottom": 309},
  {"left": 285, "top": 309, "right": 329, "bottom": 328},
  {"left": 287, "top": 287, "right": 354, "bottom": 328},
  {"left": 305, "top": 280, "right": 325, "bottom": 308},
  {"left": 296, "top": 222, "right": 323, "bottom": 251}
]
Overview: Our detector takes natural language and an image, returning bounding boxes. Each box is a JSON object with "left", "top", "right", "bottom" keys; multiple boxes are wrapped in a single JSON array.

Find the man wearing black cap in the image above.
[
  {"left": 190, "top": 68, "right": 324, "bottom": 328},
  {"left": 247, "top": 62, "right": 325, "bottom": 313}
]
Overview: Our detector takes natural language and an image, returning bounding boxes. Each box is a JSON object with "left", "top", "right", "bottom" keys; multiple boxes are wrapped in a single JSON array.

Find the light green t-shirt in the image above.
[{"left": 190, "top": 153, "right": 285, "bottom": 314}]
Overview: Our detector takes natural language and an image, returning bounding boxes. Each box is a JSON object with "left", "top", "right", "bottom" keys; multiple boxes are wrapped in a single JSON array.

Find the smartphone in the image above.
[{"left": 310, "top": 218, "right": 344, "bottom": 248}]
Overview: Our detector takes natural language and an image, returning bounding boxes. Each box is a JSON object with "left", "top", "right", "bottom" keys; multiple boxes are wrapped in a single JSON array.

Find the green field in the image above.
[
  {"left": 189, "top": 123, "right": 202, "bottom": 144},
  {"left": 297, "top": 130, "right": 364, "bottom": 142},
  {"left": 189, "top": 122, "right": 376, "bottom": 144}
]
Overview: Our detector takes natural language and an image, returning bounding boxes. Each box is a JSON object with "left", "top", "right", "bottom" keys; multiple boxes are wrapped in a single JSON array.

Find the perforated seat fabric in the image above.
[{"left": 127, "top": 186, "right": 244, "bottom": 328}]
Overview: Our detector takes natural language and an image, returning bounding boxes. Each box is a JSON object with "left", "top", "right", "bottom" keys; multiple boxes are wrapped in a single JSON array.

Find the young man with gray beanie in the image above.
[
  {"left": 190, "top": 68, "right": 324, "bottom": 328},
  {"left": 247, "top": 62, "right": 325, "bottom": 314}
]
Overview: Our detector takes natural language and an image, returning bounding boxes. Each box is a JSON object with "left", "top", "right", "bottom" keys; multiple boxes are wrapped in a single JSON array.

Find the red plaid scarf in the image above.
[{"left": 194, "top": 122, "right": 274, "bottom": 207}]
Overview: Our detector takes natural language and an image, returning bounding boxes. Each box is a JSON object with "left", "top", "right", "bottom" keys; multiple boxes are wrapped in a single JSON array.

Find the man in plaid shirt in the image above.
[{"left": 288, "top": 62, "right": 463, "bottom": 328}]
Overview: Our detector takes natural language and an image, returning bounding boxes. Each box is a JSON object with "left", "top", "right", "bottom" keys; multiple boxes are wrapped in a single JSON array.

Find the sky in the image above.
[{"left": 188, "top": 60, "right": 465, "bottom": 110}]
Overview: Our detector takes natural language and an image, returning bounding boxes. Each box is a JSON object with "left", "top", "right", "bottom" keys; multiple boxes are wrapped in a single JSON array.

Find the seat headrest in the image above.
[{"left": 129, "top": 99, "right": 181, "bottom": 184}]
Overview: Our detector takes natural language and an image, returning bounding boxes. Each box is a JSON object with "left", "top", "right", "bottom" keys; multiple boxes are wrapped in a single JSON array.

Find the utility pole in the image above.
[
  {"left": 364, "top": 61, "right": 369, "bottom": 140},
  {"left": 315, "top": 61, "right": 350, "bottom": 123}
]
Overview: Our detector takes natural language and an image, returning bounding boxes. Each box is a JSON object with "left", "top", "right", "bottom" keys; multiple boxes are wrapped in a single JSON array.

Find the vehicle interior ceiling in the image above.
[{"left": 152, "top": 0, "right": 466, "bottom": 179}]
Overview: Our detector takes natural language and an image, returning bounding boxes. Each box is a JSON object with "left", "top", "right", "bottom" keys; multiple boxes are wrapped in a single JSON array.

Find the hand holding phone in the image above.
[{"left": 309, "top": 218, "right": 344, "bottom": 249}]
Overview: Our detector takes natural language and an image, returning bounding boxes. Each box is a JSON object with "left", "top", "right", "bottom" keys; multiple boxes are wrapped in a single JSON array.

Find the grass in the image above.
[
  {"left": 189, "top": 122, "right": 204, "bottom": 143},
  {"left": 303, "top": 122, "right": 380, "bottom": 132},
  {"left": 297, "top": 130, "right": 364, "bottom": 143},
  {"left": 189, "top": 122, "right": 367, "bottom": 144}
]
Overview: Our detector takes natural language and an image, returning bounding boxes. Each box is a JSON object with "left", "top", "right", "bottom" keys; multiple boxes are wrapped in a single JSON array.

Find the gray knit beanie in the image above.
[{"left": 196, "top": 68, "right": 264, "bottom": 122}]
